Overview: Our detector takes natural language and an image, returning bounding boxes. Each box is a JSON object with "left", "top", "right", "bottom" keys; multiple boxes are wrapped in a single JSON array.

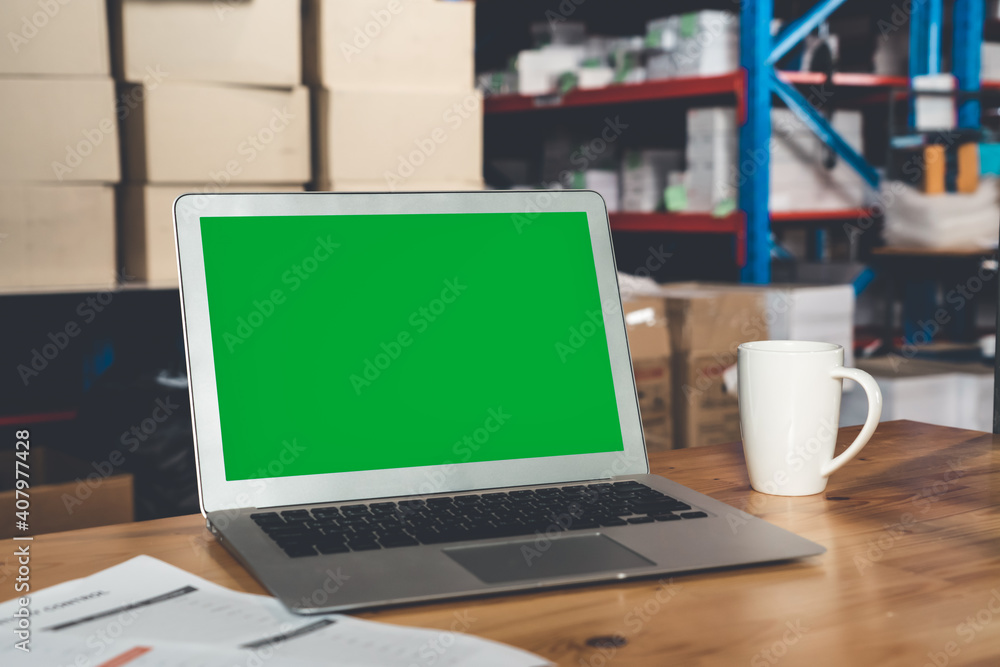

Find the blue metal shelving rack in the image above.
[{"left": 738, "top": 0, "right": 985, "bottom": 284}]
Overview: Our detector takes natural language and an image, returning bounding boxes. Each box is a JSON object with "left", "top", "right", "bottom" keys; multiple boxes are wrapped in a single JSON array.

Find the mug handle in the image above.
[{"left": 820, "top": 367, "right": 883, "bottom": 478}]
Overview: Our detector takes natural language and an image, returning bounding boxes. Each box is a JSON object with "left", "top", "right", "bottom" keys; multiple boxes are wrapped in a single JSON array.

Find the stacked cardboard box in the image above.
[
  {"left": 0, "top": 0, "right": 119, "bottom": 290},
  {"left": 623, "top": 297, "right": 673, "bottom": 451},
  {"left": 305, "top": 0, "right": 482, "bottom": 192},
  {"left": 110, "top": 0, "right": 310, "bottom": 286},
  {"left": 651, "top": 282, "right": 855, "bottom": 448},
  {"left": 661, "top": 286, "right": 768, "bottom": 448},
  {"left": 686, "top": 107, "right": 871, "bottom": 213}
]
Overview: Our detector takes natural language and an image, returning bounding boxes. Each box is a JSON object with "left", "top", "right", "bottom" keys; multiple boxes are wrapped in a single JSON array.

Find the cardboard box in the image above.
[
  {"left": 674, "top": 352, "right": 745, "bottom": 448},
  {"left": 663, "top": 285, "right": 768, "bottom": 357},
  {"left": 624, "top": 296, "right": 671, "bottom": 359},
  {"left": 314, "top": 88, "right": 482, "bottom": 186},
  {"left": 121, "top": 82, "right": 311, "bottom": 184},
  {"left": 0, "top": 0, "right": 110, "bottom": 76},
  {"left": 112, "top": 0, "right": 299, "bottom": 86},
  {"left": 1, "top": 447, "right": 133, "bottom": 538},
  {"left": 659, "top": 285, "right": 769, "bottom": 448},
  {"left": 660, "top": 282, "right": 858, "bottom": 447},
  {"left": 0, "top": 78, "right": 120, "bottom": 183},
  {"left": 0, "top": 184, "right": 116, "bottom": 290},
  {"left": 119, "top": 184, "right": 305, "bottom": 286},
  {"left": 304, "top": 0, "right": 474, "bottom": 91},
  {"left": 661, "top": 282, "right": 853, "bottom": 360},
  {"left": 624, "top": 297, "right": 673, "bottom": 450},
  {"left": 633, "top": 358, "right": 673, "bottom": 450}
]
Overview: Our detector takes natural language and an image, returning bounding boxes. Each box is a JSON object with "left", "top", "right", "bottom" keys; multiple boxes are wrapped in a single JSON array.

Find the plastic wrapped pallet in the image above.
[
  {"left": 685, "top": 107, "right": 871, "bottom": 213},
  {"left": 881, "top": 178, "right": 1000, "bottom": 248}
]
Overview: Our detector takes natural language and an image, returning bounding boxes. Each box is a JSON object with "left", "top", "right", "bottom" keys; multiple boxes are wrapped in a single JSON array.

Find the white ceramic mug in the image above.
[{"left": 737, "top": 340, "right": 882, "bottom": 496}]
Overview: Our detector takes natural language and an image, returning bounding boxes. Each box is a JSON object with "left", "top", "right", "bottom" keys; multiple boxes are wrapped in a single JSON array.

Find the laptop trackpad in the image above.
[{"left": 443, "top": 533, "right": 654, "bottom": 584}]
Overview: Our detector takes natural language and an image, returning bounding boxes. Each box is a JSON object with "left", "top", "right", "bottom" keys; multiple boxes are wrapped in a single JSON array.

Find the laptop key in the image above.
[
  {"left": 316, "top": 542, "right": 351, "bottom": 555},
  {"left": 311, "top": 509, "right": 341, "bottom": 519},
  {"left": 599, "top": 517, "right": 628, "bottom": 527},
  {"left": 653, "top": 514, "right": 682, "bottom": 521},
  {"left": 626, "top": 516, "right": 655, "bottom": 524},
  {"left": 379, "top": 535, "right": 419, "bottom": 548},
  {"left": 680, "top": 512, "right": 708, "bottom": 519},
  {"left": 282, "top": 545, "right": 317, "bottom": 558},
  {"left": 281, "top": 509, "right": 311, "bottom": 519},
  {"left": 566, "top": 520, "right": 600, "bottom": 530},
  {"left": 347, "top": 541, "right": 381, "bottom": 551}
]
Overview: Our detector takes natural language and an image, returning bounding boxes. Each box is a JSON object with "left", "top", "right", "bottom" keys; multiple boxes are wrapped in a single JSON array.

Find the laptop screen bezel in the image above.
[{"left": 174, "top": 190, "right": 649, "bottom": 514}]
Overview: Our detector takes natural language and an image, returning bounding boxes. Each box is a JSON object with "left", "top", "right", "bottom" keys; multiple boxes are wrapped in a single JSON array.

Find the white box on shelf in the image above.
[
  {"left": 573, "top": 169, "right": 619, "bottom": 212},
  {"left": 578, "top": 66, "right": 616, "bottom": 89},
  {"left": 913, "top": 74, "right": 956, "bottom": 131},
  {"left": 982, "top": 42, "right": 1000, "bottom": 81},
  {"left": 515, "top": 46, "right": 585, "bottom": 96},
  {"left": 0, "top": 78, "right": 120, "bottom": 183},
  {"left": 621, "top": 149, "right": 683, "bottom": 212},
  {"left": 112, "top": 0, "right": 300, "bottom": 86},
  {"left": 684, "top": 107, "right": 870, "bottom": 212}
]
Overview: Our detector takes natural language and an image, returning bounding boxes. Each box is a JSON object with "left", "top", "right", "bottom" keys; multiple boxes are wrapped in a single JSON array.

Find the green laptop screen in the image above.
[{"left": 200, "top": 211, "right": 625, "bottom": 480}]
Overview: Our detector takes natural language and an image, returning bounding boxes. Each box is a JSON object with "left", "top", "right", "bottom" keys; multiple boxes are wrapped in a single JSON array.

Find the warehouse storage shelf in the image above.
[
  {"left": 609, "top": 211, "right": 742, "bottom": 233},
  {"left": 770, "top": 209, "right": 872, "bottom": 223},
  {"left": 480, "top": 1, "right": 988, "bottom": 283},
  {"left": 609, "top": 209, "right": 870, "bottom": 264},
  {"left": 482, "top": 70, "right": 953, "bottom": 115},
  {"left": 485, "top": 73, "right": 741, "bottom": 113},
  {"left": 609, "top": 212, "right": 745, "bottom": 265}
]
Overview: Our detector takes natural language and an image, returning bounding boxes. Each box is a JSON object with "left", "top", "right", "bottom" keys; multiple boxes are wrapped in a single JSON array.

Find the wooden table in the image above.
[{"left": 3, "top": 420, "right": 999, "bottom": 665}]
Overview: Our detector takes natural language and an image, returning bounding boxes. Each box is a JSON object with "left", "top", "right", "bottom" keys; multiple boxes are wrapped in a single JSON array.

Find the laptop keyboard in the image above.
[{"left": 250, "top": 481, "right": 708, "bottom": 558}]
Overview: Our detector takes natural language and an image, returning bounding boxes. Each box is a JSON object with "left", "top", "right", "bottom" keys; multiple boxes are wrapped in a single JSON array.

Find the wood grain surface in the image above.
[{"left": 2, "top": 420, "right": 998, "bottom": 666}]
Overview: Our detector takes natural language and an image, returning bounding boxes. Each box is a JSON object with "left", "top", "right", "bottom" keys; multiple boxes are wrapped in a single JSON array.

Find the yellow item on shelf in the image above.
[
  {"left": 923, "top": 145, "right": 946, "bottom": 194},
  {"left": 957, "top": 143, "right": 980, "bottom": 194}
]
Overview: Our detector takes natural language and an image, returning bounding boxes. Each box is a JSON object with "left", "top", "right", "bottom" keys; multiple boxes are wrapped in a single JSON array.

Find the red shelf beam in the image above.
[
  {"left": 483, "top": 71, "right": 932, "bottom": 114},
  {"left": 771, "top": 208, "right": 871, "bottom": 223},
  {"left": 608, "top": 212, "right": 746, "bottom": 266},
  {"left": 0, "top": 409, "right": 78, "bottom": 427},
  {"left": 484, "top": 73, "right": 742, "bottom": 113},
  {"left": 608, "top": 209, "right": 873, "bottom": 264}
]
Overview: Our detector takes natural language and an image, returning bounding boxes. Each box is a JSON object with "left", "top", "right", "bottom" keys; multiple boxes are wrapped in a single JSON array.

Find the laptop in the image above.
[{"left": 173, "top": 190, "right": 824, "bottom": 613}]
